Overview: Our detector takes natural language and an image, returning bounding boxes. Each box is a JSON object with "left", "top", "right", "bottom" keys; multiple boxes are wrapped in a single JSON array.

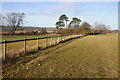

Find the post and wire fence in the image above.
[{"left": 0, "top": 34, "right": 85, "bottom": 60}]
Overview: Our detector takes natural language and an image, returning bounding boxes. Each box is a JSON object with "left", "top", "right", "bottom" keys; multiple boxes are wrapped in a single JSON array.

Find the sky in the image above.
[
  {"left": 1, "top": 0, "right": 119, "bottom": 2},
  {"left": 1, "top": 2, "right": 118, "bottom": 30}
]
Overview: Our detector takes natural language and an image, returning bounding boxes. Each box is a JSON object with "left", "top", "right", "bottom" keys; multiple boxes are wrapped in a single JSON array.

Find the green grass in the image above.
[
  {"left": 1, "top": 35, "right": 64, "bottom": 57},
  {"left": 2, "top": 34, "right": 118, "bottom": 78},
  {"left": 1, "top": 35, "right": 54, "bottom": 40}
]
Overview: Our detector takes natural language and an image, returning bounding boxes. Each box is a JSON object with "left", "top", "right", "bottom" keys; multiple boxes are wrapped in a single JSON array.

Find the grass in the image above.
[
  {"left": 0, "top": 35, "right": 65, "bottom": 58},
  {"left": 2, "top": 34, "right": 118, "bottom": 78},
  {"left": 0, "top": 35, "right": 55, "bottom": 40}
]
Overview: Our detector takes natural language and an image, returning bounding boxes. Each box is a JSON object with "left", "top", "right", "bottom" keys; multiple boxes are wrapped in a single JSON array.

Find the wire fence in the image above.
[{"left": 0, "top": 34, "right": 85, "bottom": 60}]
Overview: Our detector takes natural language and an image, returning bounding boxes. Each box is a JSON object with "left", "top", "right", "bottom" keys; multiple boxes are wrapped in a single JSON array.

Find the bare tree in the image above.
[
  {"left": 0, "top": 14, "right": 5, "bottom": 26},
  {"left": 80, "top": 22, "right": 91, "bottom": 34},
  {"left": 4, "top": 12, "right": 25, "bottom": 35},
  {"left": 93, "top": 22, "right": 110, "bottom": 34}
]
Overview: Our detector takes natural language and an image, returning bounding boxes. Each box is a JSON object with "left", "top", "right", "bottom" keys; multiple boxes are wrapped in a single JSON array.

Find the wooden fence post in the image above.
[
  {"left": 3, "top": 40, "right": 6, "bottom": 60},
  {"left": 61, "top": 36, "right": 62, "bottom": 41},
  {"left": 63, "top": 36, "right": 65, "bottom": 41},
  {"left": 37, "top": 37, "right": 39, "bottom": 50},
  {"left": 65, "top": 36, "right": 67, "bottom": 40},
  {"left": 24, "top": 38, "right": 26, "bottom": 54},
  {"left": 62, "top": 36, "right": 63, "bottom": 41},
  {"left": 56, "top": 36, "right": 57, "bottom": 44},
  {"left": 60, "top": 36, "right": 61, "bottom": 42},
  {"left": 50, "top": 37, "right": 52, "bottom": 46},
  {"left": 58, "top": 36, "right": 59, "bottom": 43},
  {"left": 67, "top": 35, "right": 69, "bottom": 39},
  {"left": 46, "top": 37, "right": 48, "bottom": 48}
]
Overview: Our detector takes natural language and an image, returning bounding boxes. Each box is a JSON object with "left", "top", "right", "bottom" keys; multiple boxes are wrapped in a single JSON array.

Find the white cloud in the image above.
[{"left": 26, "top": 2, "right": 75, "bottom": 16}]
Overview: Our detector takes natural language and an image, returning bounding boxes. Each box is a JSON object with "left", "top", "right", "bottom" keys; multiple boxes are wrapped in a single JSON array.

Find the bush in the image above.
[
  {"left": 39, "top": 29, "right": 47, "bottom": 35},
  {"left": 64, "top": 28, "right": 73, "bottom": 35},
  {"left": 24, "top": 30, "right": 38, "bottom": 35},
  {"left": 72, "top": 27, "right": 80, "bottom": 34}
]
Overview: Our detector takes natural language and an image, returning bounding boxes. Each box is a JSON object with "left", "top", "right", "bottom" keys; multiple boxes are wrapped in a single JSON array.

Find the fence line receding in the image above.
[{"left": 0, "top": 34, "right": 84, "bottom": 60}]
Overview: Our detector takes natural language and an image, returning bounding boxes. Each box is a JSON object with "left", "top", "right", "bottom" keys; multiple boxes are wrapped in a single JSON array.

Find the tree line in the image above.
[
  {"left": 55, "top": 14, "right": 112, "bottom": 35},
  {"left": 0, "top": 12, "right": 116, "bottom": 35},
  {"left": 1, "top": 12, "right": 48, "bottom": 35},
  {"left": 1, "top": 12, "right": 25, "bottom": 35}
]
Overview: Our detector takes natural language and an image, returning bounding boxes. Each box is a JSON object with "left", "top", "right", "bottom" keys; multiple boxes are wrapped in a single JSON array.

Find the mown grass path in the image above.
[{"left": 3, "top": 34, "right": 118, "bottom": 78}]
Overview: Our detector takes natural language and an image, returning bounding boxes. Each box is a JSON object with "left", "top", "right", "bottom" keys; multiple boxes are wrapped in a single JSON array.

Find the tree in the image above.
[
  {"left": 72, "top": 17, "right": 81, "bottom": 27},
  {"left": 4, "top": 12, "right": 25, "bottom": 35},
  {"left": 59, "top": 14, "right": 69, "bottom": 28},
  {"left": 68, "top": 17, "right": 81, "bottom": 28},
  {"left": 80, "top": 22, "right": 91, "bottom": 34},
  {"left": 72, "top": 27, "right": 81, "bottom": 34},
  {"left": 68, "top": 21, "right": 74, "bottom": 28},
  {"left": 94, "top": 23, "right": 110, "bottom": 34},
  {"left": 55, "top": 21, "right": 65, "bottom": 29},
  {"left": 0, "top": 14, "right": 5, "bottom": 26}
]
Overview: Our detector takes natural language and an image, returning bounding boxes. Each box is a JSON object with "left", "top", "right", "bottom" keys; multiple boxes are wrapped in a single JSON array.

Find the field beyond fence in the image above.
[
  {"left": 0, "top": 34, "right": 85, "bottom": 60},
  {"left": 2, "top": 34, "right": 118, "bottom": 78}
]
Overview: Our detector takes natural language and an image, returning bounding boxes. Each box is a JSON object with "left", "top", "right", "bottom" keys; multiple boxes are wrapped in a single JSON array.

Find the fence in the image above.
[{"left": 0, "top": 34, "right": 84, "bottom": 60}]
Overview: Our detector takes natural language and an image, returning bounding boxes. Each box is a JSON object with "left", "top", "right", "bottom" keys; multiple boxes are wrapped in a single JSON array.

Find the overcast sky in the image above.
[{"left": 2, "top": 2, "right": 118, "bottom": 30}]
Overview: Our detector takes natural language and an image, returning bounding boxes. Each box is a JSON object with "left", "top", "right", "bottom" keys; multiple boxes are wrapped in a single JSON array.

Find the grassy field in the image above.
[
  {"left": 0, "top": 35, "right": 65, "bottom": 58},
  {"left": 1, "top": 35, "right": 54, "bottom": 40},
  {"left": 2, "top": 34, "right": 118, "bottom": 78}
]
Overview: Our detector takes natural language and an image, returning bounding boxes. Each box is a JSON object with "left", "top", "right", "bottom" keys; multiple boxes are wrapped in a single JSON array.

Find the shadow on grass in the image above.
[
  {"left": 2, "top": 35, "right": 87, "bottom": 78},
  {"left": 2, "top": 35, "right": 86, "bottom": 65}
]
